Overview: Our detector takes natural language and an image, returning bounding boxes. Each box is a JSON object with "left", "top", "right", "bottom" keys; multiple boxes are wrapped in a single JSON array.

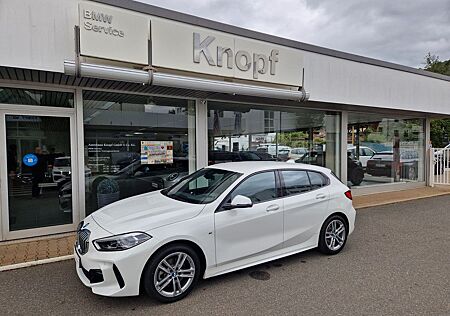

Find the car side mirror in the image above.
[{"left": 223, "top": 195, "right": 253, "bottom": 210}]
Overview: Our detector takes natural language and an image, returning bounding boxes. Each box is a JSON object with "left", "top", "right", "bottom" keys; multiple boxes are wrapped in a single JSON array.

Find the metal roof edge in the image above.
[{"left": 92, "top": 0, "right": 450, "bottom": 83}]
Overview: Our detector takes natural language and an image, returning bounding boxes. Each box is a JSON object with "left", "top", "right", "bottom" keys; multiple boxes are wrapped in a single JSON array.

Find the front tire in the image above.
[
  {"left": 143, "top": 244, "right": 200, "bottom": 303},
  {"left": 318, "top": 215, "right": 348, "bottom": 255}
]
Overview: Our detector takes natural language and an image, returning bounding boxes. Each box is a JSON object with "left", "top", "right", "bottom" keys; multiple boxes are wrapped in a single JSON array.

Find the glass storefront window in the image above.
[
  {"left": 347, "top": 112, "right": 425, "bottom": 187},
  {"left": 207, "top": 102, "right": 341, "bottom": 175},
  {"left": 0, "top": 87, "right": 74, "bottom": 107},
  {"left": 83, "top": 91, "right": 196, "bottom": 216},
  {"left": 6, "top": 115, "right": 73, "bottom": 231}
]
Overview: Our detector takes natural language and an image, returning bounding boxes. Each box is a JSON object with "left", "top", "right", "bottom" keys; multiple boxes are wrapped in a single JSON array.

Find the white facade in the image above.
[
  {"left": 0, "top": 0, "right": 448, "bottom": 241},
  {"left": 0, "top": 0, "right": 449, "bottom": 114}
]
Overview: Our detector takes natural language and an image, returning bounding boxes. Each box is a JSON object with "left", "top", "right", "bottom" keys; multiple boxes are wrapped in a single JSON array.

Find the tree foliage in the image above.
[
  {"left": 424, "top": 53, "right": 450, "bottom": 76},
  {"left": 423, "top": 53, "right": 450, "bottom": 147}
]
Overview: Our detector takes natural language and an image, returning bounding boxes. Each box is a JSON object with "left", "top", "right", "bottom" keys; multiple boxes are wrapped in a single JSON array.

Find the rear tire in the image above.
[
  {"left": 318, "top": 215, "right": 348, "bottom": 255},
  {"left": 350, "top": 168, "right": 364, "bottom": 186},
  {"left": 143, "top": 244, "right": 201, "bottom": 303}
]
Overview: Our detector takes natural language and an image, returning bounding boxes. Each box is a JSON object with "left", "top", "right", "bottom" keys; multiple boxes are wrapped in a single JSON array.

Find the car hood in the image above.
[
  {"left": 53, "top": 166, "right": 70, "bottom": 171},
  {"left": 91, "top": 191, "right": 205, "bottom": 234}
]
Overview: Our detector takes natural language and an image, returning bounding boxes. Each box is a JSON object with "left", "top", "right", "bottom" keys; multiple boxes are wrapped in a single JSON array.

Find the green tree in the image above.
[
  {"left": 424, "top": 53, "right": 450, "bottom": 76},
  {"left": 423, "top": 53, "right": 450, "bottom": 147}
]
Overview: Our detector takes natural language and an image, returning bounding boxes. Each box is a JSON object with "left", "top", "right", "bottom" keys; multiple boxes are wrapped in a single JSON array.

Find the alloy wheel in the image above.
[
  {"left": 153, "top": 252, "right": 196, "bottom": 298},
  {"left": 325, "top": 219, "right": 346, "bottom": 251}
]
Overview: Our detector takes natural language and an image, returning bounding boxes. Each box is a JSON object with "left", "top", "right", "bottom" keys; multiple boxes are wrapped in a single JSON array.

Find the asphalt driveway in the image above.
[{"left": 1, "top": 195, "right": 449, "bottom": 316}]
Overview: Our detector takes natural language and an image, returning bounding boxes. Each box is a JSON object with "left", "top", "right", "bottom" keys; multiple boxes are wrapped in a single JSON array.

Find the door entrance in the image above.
[{"left": 0, "top": 109, "right": 79, "bottom": 240}]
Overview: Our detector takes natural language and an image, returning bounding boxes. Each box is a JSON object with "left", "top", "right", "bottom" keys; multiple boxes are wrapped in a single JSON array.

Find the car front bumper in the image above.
[{"left": 74, "top": 217, "right": 155, "bottom": 297}]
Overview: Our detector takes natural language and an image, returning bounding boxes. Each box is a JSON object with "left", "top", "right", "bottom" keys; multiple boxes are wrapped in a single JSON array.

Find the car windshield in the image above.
[
  {"left": 161, "top": 168, "right": 242, "bottom": 204},
  {"left": 113, "top": 160, "right": 140, "bottom": 175},
  {"left": 54, "top": 158, "right": 70, "bottom": 167}
]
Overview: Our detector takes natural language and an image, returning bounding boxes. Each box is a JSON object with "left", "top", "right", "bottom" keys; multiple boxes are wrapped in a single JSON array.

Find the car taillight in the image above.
[{"left": 344, "top": 190, "right": 352, "bottom": 200}]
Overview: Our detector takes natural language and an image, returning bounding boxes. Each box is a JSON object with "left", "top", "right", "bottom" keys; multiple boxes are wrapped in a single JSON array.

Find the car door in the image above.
[
  {"left": 214, "top": 171, "right": 283, "bottom": 265},
  {"left": 280, "top": 170, "right": 330, "bottom": 249}
]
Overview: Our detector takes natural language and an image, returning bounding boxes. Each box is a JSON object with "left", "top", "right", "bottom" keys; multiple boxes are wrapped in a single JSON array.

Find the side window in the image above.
[
  {"left": 308, "top": 171, "right": 329, "bottom": 190},
  {"left": 281, "top": 170, "right": 311, "bottom": 196},
  {"left": 230, "top": 171, "right": 277, "bottom": 204},
  {"left": 364, "top": 148, "right": 374, "bottom": 156}
]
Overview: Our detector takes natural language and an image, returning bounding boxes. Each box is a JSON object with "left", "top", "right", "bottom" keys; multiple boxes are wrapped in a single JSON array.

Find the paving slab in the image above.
[{"left": 0, "top": 195, "right": 449, "bottom": 315}]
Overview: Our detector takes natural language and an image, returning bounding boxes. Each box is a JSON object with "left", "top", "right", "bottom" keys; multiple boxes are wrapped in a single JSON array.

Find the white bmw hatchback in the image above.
[{"left": 75, "top": 162, "right": 356, "bottom": 303}]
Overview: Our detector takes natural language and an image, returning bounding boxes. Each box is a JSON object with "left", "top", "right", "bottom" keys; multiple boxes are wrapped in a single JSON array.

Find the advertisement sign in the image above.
[{"left": 141, "top": 141, "right": 173, "bottom": 164}]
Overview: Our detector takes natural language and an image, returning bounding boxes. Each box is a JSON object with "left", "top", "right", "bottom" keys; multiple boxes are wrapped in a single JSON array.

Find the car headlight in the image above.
[{"left": 93, "top": 232, "right": 152, "bottom": 251}]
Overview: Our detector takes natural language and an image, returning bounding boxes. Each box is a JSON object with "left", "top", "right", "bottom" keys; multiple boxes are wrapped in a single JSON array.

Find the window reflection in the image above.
[
  {"left": 82, "top": 92, "right": 196, "bottom": 215},
  {"left": 207, "top": 102, "right": 341, "bottom": 176},
  {"left": 6, "top": 115, "right": 73, "bottom": 231},
  {"left": 347, "top": 113, "right": 425, "bottom": 187}
]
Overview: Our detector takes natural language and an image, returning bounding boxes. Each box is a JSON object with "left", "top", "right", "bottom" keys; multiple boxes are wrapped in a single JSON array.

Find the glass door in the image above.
[{"left": 0, "top": 110, "right": 78, "bottom": 239}]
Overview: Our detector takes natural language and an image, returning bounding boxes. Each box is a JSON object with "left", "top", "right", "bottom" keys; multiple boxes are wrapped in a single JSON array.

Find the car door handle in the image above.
[
  {"left": 266, "top": 204, "right": 280, "bottom": 212},
  {"left": 316, "top": 193, "right": 327, "bottom": 200}
]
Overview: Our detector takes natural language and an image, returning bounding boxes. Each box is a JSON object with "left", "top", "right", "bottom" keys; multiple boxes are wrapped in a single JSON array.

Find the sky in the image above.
[{"left": 136, "top": 0, "right": 450, "bottom": 68}]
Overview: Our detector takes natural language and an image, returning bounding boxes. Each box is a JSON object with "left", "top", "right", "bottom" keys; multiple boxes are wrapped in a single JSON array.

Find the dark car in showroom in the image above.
[
  {"left": 59, "top": 158, "right": 188, "bottom": 212},
  {"left": 208, "top": 150, "right": 273, "bottom": 164},
  {"left": 289, "top": 150, "right": 364, "bottom": 186},
  {"left": 366, "top": 151, "right": 419, "bottom": 180}
]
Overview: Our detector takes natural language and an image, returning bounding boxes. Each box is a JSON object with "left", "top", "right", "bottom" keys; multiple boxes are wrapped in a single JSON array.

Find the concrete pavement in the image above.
[
  {"left": 2, "top": 186, "right": 450, "bottom": 269},
  {"left": 0, "top": 195, "right": 449, "bottom": 315}
]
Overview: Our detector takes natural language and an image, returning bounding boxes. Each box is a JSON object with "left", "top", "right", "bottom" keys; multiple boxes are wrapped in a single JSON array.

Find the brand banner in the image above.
[{"left": 79, "top": 2, "right": 149, "bottom": 64}]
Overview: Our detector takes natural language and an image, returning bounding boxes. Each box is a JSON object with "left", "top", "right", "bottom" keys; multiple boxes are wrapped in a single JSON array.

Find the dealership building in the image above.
[{"left": 0, "top": 0, "right": 449, "bottom": 241}]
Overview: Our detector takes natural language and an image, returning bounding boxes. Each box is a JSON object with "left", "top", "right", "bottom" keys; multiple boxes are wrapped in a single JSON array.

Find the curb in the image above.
[
  {"left": 0, "top": 254, "right": 74, "bottom": 272},
  {"left": 354, "top": 191, "right": 450, "bottom": 210}
]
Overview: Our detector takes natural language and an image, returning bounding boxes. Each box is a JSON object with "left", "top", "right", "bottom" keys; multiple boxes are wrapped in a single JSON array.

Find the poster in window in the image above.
[{"left": 140, "top": 141, "right": 173, "bottom": 164}]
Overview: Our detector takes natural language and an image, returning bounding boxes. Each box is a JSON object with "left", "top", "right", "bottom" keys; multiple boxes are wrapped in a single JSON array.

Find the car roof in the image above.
[
  {"left": 206, "top": 161, "right": 331, "bottom": 175},
  {"left": 347, "top": 145, "right": 371, "bottom": 149}
]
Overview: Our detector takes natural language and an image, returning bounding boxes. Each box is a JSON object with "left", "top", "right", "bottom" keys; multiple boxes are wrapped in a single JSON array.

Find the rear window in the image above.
[{"left": 308, "top": 171, "right": 329, "bottom": 189}]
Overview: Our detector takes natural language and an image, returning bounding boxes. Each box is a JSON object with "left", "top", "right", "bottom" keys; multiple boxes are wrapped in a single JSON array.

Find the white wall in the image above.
[
  {"left": 0, "top": 0, "right": 77, "bottom": 73},
  {"left": 303, "top": 51, "right": 450, "bottom": 115},
  {"left": 0, "top": 0, "right": 449, "bottom": 115}
]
